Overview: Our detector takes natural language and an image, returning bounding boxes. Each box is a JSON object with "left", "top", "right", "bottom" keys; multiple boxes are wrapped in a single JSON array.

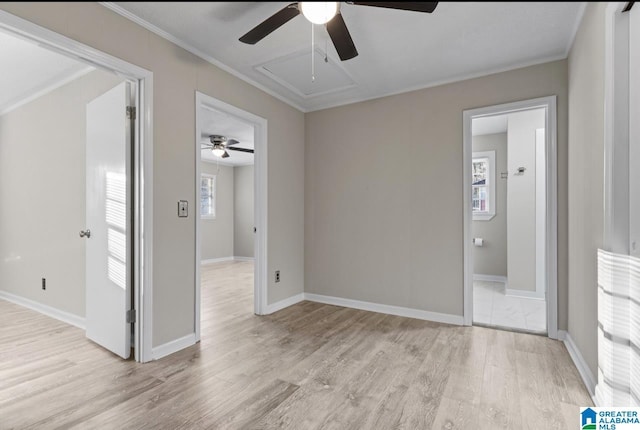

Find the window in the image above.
[
  {"left": 472, "top": 150, "right": 495, "bottom": 221},
  {"left": 200, "top": 174, "right": 216, "bottom": 219}
]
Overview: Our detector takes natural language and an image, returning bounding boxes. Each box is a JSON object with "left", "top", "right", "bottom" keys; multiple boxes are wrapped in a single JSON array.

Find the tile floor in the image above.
[{"left": 473, "top": 280, "right": 547, "bottom": 333}]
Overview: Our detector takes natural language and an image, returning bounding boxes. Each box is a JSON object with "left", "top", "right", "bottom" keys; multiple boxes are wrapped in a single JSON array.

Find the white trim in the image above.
[
  {"left": 505, "top": 288, "right": 545, "bottom": 300},
  {"left": 151, "top": 333, "right": 196, "bottom": 361},
  {"left": 233, "top": 256, "right": 255, "bottom": 262},
  {"left": 559, "top": 330, "right": 597, "bottom": 398},
  {"left": 0, "top": 291, "right": 85, "bottom": 329},
  {"left": 546, "top": 96, "right": 559, "bottom": 340},
  {"left": 463, "top": 96, "right": 558, "bottom": 339},
  {"left": 0, "top": 9, "right": 155, "bottom": 363},
  {"left": 201, "top": 257, "right": 235, "bottom": 265},
  {"left": 99, "top": 2, "right": 305, "bottom": 113},
  {"left": 535, "top": 128, "right": 547, "bottom": 301},
  {"left": 463, "top": 108, "right": 473, "bottom": 326},
  {"left": 306, "top": 54, "right": 567, "bottom": 113},
  {"left": 266, "top": 293, "right": 305, "bottom": 314},
  {"left": 195, "top": 92, "right": 268, "bottom": 345},
  {"left": 0, "top": 65, "right": 93, "bottom": 116},
  {"left": 473, "top": 274, "right": 508, "bottom": 285},
  {"left": 304, "top": 293, "right": 464, "bottom": 326}
]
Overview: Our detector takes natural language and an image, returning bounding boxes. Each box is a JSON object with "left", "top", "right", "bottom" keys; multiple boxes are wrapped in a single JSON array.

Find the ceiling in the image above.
[
  {"left": 0, "top": 30, "right": 93, "bottom": 115},
  {"left": 106, "top": 2, "right": 585, "bottom": 112},
  {"left": 200, "top": 105, "right": 254, "bottom": 166}
]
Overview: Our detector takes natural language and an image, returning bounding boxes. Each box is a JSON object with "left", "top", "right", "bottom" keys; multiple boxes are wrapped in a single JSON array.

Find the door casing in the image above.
[
  {"left": 194, "top": 91, "right": 269, "bottom": 343},
  {"left": 462, "top": 96, "right": 559, "bottom": 339}
]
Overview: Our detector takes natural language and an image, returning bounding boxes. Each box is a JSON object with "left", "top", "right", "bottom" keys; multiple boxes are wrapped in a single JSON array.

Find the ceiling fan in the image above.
[
  {"left": 239, "top": 2, "right": 439, "bottom": 61},
  {"left": 201, "top": 135, "right": 254, "bottom": 159}
]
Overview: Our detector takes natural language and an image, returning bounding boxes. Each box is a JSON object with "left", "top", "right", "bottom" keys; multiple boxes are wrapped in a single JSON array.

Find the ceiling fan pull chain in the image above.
[
  {"left": 325, "top": 39, "right": 328, "bottom": 63},
  {"left": 311, "top": 22, "right": 315, "bottom": 82}
]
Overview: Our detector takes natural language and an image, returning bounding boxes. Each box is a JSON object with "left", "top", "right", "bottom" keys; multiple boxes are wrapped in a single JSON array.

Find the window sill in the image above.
[{"left": 473, "top": 213, "right": 495, "bottom": 221}]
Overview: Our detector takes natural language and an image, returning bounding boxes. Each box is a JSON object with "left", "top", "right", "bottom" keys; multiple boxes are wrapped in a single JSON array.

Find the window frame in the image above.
[
  {"left": 472, "top": 150, "right": 496, "bottom": 221},
  {"left": 200, "top": 173, "right": 216, "bottom": 220}
]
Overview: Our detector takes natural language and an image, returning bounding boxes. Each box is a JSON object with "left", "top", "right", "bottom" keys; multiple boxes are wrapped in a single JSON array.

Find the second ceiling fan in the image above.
[
  {"left": 202, "top": 135, "right": 253, "bottom": 159},
  {"left": 239, "top": 2, "right": 439, "bottom": 61}
]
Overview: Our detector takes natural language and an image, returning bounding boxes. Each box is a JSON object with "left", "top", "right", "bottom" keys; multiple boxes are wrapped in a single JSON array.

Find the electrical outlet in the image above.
[
  {"left": 42, "top": 278, "right": 46, "bottom": 290},
  {"left": 275, "top": 270, "right": 280, "bottom": 283}
]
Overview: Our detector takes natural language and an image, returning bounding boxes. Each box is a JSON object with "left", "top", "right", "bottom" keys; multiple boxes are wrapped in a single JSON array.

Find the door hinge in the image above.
[
  {"left": 126, "top": 106, "right": 136, "bottom": 120},
  {"left": 126, "top": 309, "right": 136, "bottom": 323}
]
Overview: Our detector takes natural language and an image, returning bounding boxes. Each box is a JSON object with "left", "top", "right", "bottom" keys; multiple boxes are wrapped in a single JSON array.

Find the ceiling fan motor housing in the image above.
[{"left": 210, "top": 134, "right": 227, "bottom": 144}]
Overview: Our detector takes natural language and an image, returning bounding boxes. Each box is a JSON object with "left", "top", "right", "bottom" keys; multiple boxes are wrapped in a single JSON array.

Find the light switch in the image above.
[{"left": 178, "top": 200, "right": 188, "bottom": 217}]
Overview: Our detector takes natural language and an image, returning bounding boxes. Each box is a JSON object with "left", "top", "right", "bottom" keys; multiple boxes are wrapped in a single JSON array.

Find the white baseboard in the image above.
[
  {"left": 201, "top": 256, "right": 234, "bottom": 265},
  {"left": 304, "top": 293, "right": 464, "bottom": 326},
  {"left": 266, "top": 293, "right": 305, "bottom": 314},
  {"left": 0, "top": 291, "right": 86, "bottom": 330},
  {"left": 505, "top": 288, "right": 545, "bottom": 300},
  {"left": 0, "top": 290, "right": 85, "bottom": 329},
  {"left": 233, "top": 256, "right": 255, "bottom": 262},
  {"left": 473, "top": 274, "right": 507, "bottom": 285},
  {"left": 201, "top": 256, "right": 255, "bottom": 265},
  {"left": 152, "top": 333, "right": 196, "bottom": 360},
  {"left": 558, "top": 330, "right": 596, "bottom": 398}
]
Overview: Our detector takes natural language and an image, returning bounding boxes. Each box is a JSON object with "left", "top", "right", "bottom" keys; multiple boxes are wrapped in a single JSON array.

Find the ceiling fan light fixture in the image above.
[
  {"left": 212, "top": 143, "right": 226, "bottom": 157},
  {"left": 299, "top": 2, "right": 338, "bottom": 25}
]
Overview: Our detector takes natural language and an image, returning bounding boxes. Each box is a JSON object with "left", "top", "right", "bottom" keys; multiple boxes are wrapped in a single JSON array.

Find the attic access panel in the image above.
[{"left": 256, "top": 47, "right": 356, "bottom": 99}]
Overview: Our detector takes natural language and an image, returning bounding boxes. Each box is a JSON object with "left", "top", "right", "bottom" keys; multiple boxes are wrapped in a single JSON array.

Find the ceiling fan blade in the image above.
[
  {"left": 227, "top": 147, "right": 255, "bottom": 154},
  {"left": 239, "top": 3, "right": 300, "bottom": 44},
  {"left": 222, "top": 151, "right": 230, "bottom": 158},
  {"left": 349, "top": 2, "right": 438, "bottom": 13},
  {"left": 326, "top": 13, "right": 358, "bottom": 61},
  {"left": 226, "top": 139, "right": 241, "bottom": 146}
]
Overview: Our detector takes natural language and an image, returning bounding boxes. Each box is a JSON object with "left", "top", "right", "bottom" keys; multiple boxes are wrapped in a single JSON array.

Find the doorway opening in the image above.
[
  {"left": 463, "top": 96, "right": 558, "bottom": 339},
  {"left": 0, "top": 10, "right": 153, "bottom": 362},
  {"left": 194, "top": 92, "right": 267, "bottom": 342}
]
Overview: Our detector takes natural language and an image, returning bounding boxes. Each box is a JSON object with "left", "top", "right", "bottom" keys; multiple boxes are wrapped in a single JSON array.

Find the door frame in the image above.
[
  {"left": 0, "top": 10, "right": 155, "bottom": 362},
  {"left": 462, "top": 95, "right": 558, "bottom": 339},
  {"left": 194, "top": 92, "right": 268, "bottom": 341}
]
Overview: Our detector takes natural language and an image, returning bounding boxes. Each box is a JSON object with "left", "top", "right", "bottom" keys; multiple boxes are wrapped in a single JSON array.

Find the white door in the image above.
[{"left": 84, "top": 82, "right": 132, "bottom": 359}]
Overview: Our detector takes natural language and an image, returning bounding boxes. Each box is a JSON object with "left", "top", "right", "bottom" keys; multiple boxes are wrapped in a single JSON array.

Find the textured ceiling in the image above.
[{"left": 106, "top": 2, "right": 585, "bottom": 112}]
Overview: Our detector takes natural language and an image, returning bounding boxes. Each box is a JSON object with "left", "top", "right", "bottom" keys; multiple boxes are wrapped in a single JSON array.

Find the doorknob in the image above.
[{"left": 79, "top": 229, "right": 91, "bottom": 238}]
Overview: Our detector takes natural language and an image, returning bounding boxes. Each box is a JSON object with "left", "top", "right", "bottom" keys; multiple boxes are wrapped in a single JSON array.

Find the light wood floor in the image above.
[{"left": 0, "top": 260, "right": 591, "bottom": 429}]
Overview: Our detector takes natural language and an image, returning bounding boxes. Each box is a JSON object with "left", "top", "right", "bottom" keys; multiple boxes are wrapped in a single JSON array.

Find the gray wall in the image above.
[
  {"left": 506, "top": 109, "right": 545, "bottom": 292},
  {"left": 234, "top": 165, "right": 254, "bottom": 258},
  {"left": 568, "top": 2, "right": 605, "bottom": 379},
  {"left": 200, "top": 162, "right": 234, "bottom": 260},
  {"left": 0, "top": 69, "right": 124, "bottom": 318},
  {"left": 0, "top": 2, "right": 305, "bottom": 347},
  {"left": 305, "top": 60, "right": 568, "bottom": 323},
  {"left": 472, "top": 133, "right": 507, "bottom": 277}
]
